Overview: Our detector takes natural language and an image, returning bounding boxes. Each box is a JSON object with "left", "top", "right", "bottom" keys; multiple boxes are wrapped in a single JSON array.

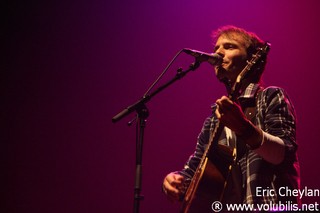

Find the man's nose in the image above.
[{"left": 215, "top": 48, "right": 224, "bottom": 57}]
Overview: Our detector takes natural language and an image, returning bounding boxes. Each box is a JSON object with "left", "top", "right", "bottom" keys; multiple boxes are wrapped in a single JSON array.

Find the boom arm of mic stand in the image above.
[
  {"left": 111, "top": 61, "right": 200, "bottom": 123},
  {"left": 112, "top": 61, "right": 200, "bottom": 213}
]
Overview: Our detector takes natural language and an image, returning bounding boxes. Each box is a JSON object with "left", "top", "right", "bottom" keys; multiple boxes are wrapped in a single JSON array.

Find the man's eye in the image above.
[{"left": 225, "top": 44, "right": 235, "bottom": 49}]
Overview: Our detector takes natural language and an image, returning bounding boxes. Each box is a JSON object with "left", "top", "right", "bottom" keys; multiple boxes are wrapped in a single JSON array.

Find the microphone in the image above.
[{"left": 183, "top": 48, "right": 222, "bottom": 66}]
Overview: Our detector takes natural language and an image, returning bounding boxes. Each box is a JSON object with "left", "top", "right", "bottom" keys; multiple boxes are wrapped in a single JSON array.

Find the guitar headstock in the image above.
[{"left": 229, "top": 42, "right": 271, "bottom": 100}]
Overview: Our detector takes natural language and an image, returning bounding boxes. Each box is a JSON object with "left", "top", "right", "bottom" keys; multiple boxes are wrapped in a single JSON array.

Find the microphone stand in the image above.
[{"left": 112, "top": 61, "right": 201, "bottom": 213}]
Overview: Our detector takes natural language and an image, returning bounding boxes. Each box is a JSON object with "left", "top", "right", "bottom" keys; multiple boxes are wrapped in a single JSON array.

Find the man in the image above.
[{"left": 162, "top": 26, "right": 300, "bottom": 211}]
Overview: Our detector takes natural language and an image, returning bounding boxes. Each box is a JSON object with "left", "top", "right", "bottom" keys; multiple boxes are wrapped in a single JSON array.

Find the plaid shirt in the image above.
[{"left": 179, "top": 83, "right": 300, "bottom": 205}]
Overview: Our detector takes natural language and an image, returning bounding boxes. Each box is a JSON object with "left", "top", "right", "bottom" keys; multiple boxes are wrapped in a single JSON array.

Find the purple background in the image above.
[{"left": 4, "top": 0, "right": 320, "bottom": 212}]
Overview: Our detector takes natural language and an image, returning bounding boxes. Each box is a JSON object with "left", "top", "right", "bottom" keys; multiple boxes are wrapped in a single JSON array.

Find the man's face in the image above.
[{"left": 213, "top": 33, "right": 248, "bottom": 84}]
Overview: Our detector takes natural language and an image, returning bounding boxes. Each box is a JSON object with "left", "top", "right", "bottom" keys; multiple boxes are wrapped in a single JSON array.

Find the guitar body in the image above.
[{"left": 181, "top": 144, "right": 235, "bottom": 213}]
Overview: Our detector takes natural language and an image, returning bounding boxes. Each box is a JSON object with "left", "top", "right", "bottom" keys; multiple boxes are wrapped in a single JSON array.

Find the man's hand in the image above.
[
  {"left": 215, "top": 96, "right": 249, "bottom": 135},
  {"left": 162, "top": 172, "right": 184, "bottom": 202}
]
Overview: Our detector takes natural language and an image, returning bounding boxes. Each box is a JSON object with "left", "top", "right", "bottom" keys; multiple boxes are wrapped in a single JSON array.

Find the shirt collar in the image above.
[
  {"left": 238, "top": 83, "right": 261, "bottom": 107},
  {"left": 238, "top": 83, "right": 261, "bottom": 99},
  {"left": 211, "top": 83, "right": 261, "bottom": 110}
]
